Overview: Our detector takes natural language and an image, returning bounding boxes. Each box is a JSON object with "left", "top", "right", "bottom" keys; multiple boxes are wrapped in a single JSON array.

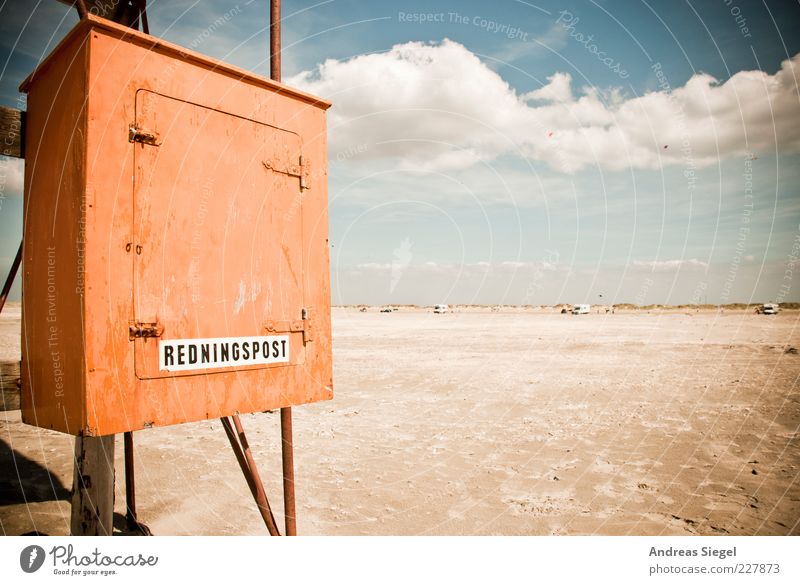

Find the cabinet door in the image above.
[{"left": 132, "top": 90, "right": 308, "bottom": 380}]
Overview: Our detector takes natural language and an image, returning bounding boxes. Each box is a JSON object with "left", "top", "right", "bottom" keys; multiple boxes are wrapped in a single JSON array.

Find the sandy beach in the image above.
[{"left": 1, "top": 305, "right": 799, "bottom": 535}]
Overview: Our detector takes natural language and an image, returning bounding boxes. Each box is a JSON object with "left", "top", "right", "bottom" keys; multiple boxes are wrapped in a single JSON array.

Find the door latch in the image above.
[
  {"left": 264, "top": 309, "right": 313, "bottom": 344},
  {"left": 129, "top": 321, "right": 164, "bottom": 340},
  {"left": 128, "top": 125, "right": 161, "bottom": 146},
  {"left": 262, "top": 155, "right": 310, "bottom": 190}
]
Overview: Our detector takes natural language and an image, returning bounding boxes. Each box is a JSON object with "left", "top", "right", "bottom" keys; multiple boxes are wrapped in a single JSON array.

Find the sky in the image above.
[{"left": 1, "top": 0, "right": 799, "bottom": 305}]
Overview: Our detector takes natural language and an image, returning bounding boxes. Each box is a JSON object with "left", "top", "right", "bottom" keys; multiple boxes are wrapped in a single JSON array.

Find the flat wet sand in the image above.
[{"left": 1, "top": 307, "right": 798, "bottom": 535}]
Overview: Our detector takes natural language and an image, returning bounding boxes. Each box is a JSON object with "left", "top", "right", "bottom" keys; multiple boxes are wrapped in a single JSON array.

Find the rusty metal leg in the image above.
[
  {"left": 123, "top": 432, "right": 152, "bottom": 535},
  {"left": 280, "top": 407, "right": 297, "bottom": 535},
  {"left": 124, "top": 432, "right": 136, "bottom": 525},
  {"left": 270, "top": 0, "right": 296, "bottom": 539},
  {"left": 222, "top": 416, "right": 280, "bottom": 535},
  {"left": 270, "top": 0, "right": 281, "bottom": 82},
  {"left": 0, "top": 240, "right": 22, "bottom": 315},
  {"left": 74, "top": 0, "right": 88, "bottom": 19},
  {"left": 221, "top": 418, "right": 258, "bottom": 499},
  {"left": 135, "top": 0, "right": 150, "bottom": 34}
]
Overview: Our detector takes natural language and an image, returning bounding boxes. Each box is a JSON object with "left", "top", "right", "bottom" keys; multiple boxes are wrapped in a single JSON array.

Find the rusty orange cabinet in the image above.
[{"left": 20, "top": 15, "right": 332, "bottom": 436}]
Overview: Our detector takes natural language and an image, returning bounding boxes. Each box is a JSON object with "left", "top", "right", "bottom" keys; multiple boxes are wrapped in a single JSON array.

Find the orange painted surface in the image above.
[{"left": 20, "top": 15, "right": 333, "bottom": 436}]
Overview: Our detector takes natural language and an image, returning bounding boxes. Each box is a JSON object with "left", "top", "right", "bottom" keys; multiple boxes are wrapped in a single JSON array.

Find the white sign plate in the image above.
[{"left": 158, "top": 335, "right": 290, "bottom": 372}]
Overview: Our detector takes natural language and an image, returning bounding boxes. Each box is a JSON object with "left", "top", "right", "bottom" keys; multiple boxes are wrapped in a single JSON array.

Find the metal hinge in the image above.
[
  {"left": 128, "top": 125, "right": 161, "bottom": 146},
  {"left": 129, "top": 321, "right": 164, "bottom": 340},
  {"left": 262, "top": 155, "right": 310, "bottom": 190},
  {"left": 264, "top": 309, "right": 313, "bottom": 344}
]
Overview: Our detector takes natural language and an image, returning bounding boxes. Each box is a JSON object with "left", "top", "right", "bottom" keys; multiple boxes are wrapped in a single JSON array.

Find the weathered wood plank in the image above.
[
  {"left": 71, "top": 435, "right": 115, "bottom": 535},
  {"left": 0, "top": 360, "right": 21, "bottom": 411},
  {"left": 0, "top": 106, "right": 24, "bottom": 159}
]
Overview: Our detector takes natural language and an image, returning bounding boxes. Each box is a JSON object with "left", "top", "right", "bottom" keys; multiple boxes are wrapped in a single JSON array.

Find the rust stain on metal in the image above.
[{"left": 128, "top": 124, "right": 160, "bottom": 146}]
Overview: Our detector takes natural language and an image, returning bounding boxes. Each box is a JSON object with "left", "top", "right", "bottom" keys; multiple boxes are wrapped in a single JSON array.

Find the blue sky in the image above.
[{"left": 1, "top": 0, "right": 799, "bottom": 305}]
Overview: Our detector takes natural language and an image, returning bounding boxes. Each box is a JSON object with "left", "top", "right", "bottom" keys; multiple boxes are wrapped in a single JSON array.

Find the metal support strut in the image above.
[
  {"left": 221, "top": 416, "right": 281, "bottom": 535},
  {"left": 124, "top": 432, "right": 152, "bottom": 535},
  {"left": 0, "top": 241, "right": 21, "bottom": 315}
]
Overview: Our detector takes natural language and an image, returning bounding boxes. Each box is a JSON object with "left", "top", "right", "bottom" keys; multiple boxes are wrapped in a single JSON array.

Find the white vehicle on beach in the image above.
[
  {"left": 433, "top": 304, "right": 449, "bottom": 314},
  {"left": 757, "top": 303, "right": 780, "bottom": 315},
  {"left": 572, "top": 304, "right": 590, "bottom": 315}
]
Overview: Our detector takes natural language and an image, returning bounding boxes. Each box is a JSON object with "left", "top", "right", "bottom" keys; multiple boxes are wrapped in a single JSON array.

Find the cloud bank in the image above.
[{"left": 289, "top": 40, "right": 800, "bottom": 173}]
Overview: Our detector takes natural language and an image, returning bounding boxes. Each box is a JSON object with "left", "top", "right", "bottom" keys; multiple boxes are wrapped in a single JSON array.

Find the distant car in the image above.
[
  {"left": 359, "top": 307, "right": 367, "bottom": 312},
  {"left": 572, "top": 304, "right": 590, "bottom": 315},
  {"left": 380, "top": 307, "right": 393, "bottom": 313},
  {"left": 757, "top": 303, "right": 780, "bottom": 315},
  {"left": 433, "top": 304, "right": 449, "bottom": 314}
]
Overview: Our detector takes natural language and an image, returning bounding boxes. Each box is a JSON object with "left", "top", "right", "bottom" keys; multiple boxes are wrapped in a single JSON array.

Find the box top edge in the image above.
[{"left": 19, "top": 14, "right": 332, "bottom": 111}]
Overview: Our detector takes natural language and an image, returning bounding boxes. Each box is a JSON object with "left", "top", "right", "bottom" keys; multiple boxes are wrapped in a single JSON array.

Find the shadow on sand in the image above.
[{"left": 0, "top": 438, "right": 70, "bottom": 506}]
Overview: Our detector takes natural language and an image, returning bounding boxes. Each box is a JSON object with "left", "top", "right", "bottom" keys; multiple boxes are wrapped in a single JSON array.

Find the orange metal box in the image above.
[{"left": 20, "top": 15, "right": 333, "bottom": 436}]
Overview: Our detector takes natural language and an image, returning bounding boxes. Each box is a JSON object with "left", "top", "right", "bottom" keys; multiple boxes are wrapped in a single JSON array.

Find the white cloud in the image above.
[
  {"left": 346, "top": 260, "right": 561, "bottom": 274},
  {"left": 356, "top": 262, "right": 391, "bottom": 270},
  {"left": 289, "top": 40, "right": 800, "bottom": 173},
  {"left": 523, "top": 72, "right": 573, "bottom": 103},
  {"left": 0, "top": 157, "right": 25, "bottom": 196},
  {"left": 490, "top": 23, "right": 569, "bottom": 65},
  {"left": 631, "top": 259, "right": 709, "bottom": 272}
]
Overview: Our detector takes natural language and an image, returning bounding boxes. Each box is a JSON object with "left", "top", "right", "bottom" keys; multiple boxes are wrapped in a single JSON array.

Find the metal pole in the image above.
[
  {"left": 221, "top": 418, "right": 258, "bottom": 498},
  {"left": 0, "top": 241, "right": 22, "bottom": 315},
  {"left": 122, "top": 431, "right": 152, "bottom": 534},
  {"left": 270, "top": 0, "right": 281, "bottom": 83},
  {"left": 124, "top": 432, "right": 136, "bottom": 523},
  {"left": 280, "top": 408, "right": 296, "bottom": 535},
  {"left": 74, "top": 0, "right": 88, "bottom": 19},
  {"left": 221, "top": 417, "right": 280, "bottom": 535},
  {"left": 135, "top": 0, "right": 149, "bottom": 34},
  {"left": 270, "top": 0, "right": 297, "bottom": 537}
]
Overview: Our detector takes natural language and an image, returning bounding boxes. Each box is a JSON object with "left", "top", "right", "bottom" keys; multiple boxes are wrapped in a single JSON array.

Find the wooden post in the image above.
[
  {"left": 71, "top": 435, "right": 115, "bottom": 535},
  {"left": 0, "top": 106, "right": 25, "bottom": 158}
]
